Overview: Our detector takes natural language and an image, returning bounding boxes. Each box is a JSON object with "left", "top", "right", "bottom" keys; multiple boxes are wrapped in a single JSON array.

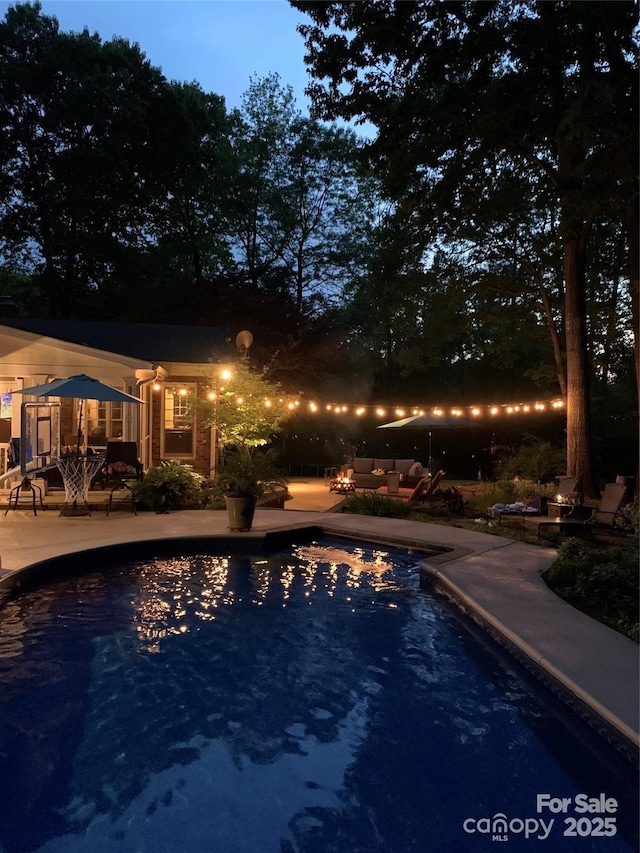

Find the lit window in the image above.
[
  {"left": 85, "top": 398, "right": 123, "bottom": 445},
  {"left": 162, "top": 385, "right": 195, "bottom": 457}
]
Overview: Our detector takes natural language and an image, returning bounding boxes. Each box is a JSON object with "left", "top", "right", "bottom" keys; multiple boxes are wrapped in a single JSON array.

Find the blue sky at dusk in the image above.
[{"left": 1, "top": 0, "right": 313, "bottom": 110}]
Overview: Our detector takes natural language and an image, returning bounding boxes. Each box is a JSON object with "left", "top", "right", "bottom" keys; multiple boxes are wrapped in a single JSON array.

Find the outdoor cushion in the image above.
[
  {"left": 394, "top": 459, "right": 415, "bottom": 474},
  {"left": 352, "top": 457, "right": 374, "bottom": 474},
  {"left": 408, "top": 462, "right": 423, "bottom": 477},
  {"left": 490, "top": 501, "right": 540, "bottom": 516},
  {"left": 374, "top": 458, "right": 394, "bottom": 471},
  {"left": 107, "top": 461, "right": 139, "bottom": 476}
]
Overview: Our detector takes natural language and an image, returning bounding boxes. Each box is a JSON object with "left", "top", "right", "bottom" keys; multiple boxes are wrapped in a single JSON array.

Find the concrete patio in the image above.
[{"left": 0, "top": 477, "right": 637, "bottom": 755}]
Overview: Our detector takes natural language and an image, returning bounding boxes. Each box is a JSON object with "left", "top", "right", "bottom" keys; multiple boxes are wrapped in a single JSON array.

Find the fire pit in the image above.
[{"left": 329, "top": 477, "right": 356, "bottom": 493}]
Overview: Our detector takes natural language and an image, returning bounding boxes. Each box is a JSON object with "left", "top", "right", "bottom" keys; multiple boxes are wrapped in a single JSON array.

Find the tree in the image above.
[
  {"left": 195, "top": 359, "right": 292, "bottom": 450},
  {"left": 105, "top": 80, "right": 236, "bottom": 324},
  {"left": 191, "top": 358, "right": 293, "bottom": 503},
  {"left": 291, "top": 0, "right": 638, "bottom": 496},
  {"left": 0, "top": 2, "right": 238, "bottom": 323},
  {"left": 227, "top": 74, "right": 375, "bottom": 337},
  {"left": 0, "top": 2, "right": 176, "bottom": 316}
]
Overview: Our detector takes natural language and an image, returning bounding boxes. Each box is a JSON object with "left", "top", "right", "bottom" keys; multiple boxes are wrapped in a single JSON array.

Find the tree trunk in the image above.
[
  {"left": 563, "top": 233, "right": 598, "bottom": 498},
  {"left": 527, "top": 263, "right": 567, "bottom": 397},
  {"left": 621, "top": 203, "right": 639, "bottom": 497}
]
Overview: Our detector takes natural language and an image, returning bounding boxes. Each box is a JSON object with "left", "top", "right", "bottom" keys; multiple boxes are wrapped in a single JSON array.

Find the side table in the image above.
[
  {"left": 547, "top": 502, "right": 574, "bottom": 519},
  {"left": 386, "top": 471, "right": 401, "bottom": 495}
]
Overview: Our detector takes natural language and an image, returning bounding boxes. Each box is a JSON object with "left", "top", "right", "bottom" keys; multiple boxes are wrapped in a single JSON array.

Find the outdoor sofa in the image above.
[{"left": 340, "top": 457, "right": 425, "bottom": 489}]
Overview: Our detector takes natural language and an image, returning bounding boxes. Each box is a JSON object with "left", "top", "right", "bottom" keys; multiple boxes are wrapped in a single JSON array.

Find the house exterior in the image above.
[{"left": 0, "top": 317, "right": 237, "bottom": 478}]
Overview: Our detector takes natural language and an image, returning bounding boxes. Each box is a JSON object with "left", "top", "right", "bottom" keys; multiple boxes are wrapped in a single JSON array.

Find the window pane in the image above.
[
  {"left": 163, "top": 386, "right": 195, "bottom": 457},
  {"left": 84, "top": 392, "right": 127, "bottom": 444}
]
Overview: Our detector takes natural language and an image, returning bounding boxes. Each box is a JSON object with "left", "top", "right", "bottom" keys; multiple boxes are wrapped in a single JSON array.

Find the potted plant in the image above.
[
  {"left": 193, "top": 360, "right": 292, "bottom": 531},
  {"left": 220, "top": 446, "right": 288, "bottom": 530}
]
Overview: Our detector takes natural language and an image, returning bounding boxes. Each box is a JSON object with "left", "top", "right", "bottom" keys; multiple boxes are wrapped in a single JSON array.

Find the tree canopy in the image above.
[
  {"left": 0, "top": 1, "right": 636, "bottom": 483},
  {"left": 290, "top": 0, "right": 638, "bottom": 494}
]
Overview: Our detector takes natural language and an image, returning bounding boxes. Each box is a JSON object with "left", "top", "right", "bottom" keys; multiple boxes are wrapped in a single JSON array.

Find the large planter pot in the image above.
[{"left": 224, "top": 495, "right": 257, "bottom": 531}]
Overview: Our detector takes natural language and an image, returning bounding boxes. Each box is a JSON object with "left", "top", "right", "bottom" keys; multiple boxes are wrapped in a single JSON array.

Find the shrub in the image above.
[
  {"left": 342, "top": 491, "right": 460, "bottom": 520},
  {"left": 471, "top": 479, "right": 556, "bottom": 511},
  {"left": 408, "top": 500, "right": 458, "bottom": 520},
  {"left": 543, "top": 537, "right": 639, "bottom": 642},
  {"left": 134, "top": 461, "right": 204, "bottom": 513},
  {"left": 342, "top": 492, "right": 414, "bottom": 518},
  {"left": 617, "top": 500, "right": 639, "bottom": 535},
  {"left": 495, "top": 436, "right": 566, "bottom": 483}
]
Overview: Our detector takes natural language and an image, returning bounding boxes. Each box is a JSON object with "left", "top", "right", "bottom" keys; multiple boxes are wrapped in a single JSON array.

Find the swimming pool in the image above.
[{"left": 0, "top": 536, "right": 637, "bottom": 852}]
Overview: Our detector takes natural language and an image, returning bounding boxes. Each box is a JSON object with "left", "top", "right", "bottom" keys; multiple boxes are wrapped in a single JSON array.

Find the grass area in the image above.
[{"left": 341, "top": 483, "right": 639, "bottom": 642}]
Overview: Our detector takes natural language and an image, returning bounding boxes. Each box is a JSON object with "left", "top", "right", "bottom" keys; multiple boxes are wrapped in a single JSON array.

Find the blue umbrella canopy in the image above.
[
  {"left": 10, "top": 374, "right": 143, "bottom": 404},
  {"left": 11, "top": 374, "right": 144, "bottom": 456}
]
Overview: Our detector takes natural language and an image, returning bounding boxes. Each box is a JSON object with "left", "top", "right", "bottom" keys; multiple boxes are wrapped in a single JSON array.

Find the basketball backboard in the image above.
[{"left": 20, "top": 402, "right": 61, "bottom": 475}]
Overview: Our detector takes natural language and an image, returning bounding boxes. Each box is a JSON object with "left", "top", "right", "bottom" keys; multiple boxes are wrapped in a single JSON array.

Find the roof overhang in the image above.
[{"left": 0, "top": 324, "right": 148, "bottom": 378}]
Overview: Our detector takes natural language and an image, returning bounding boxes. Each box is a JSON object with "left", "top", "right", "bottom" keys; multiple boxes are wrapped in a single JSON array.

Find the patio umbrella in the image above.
[
  {"left": 11, "top": 374, "right": 143, "bottom": 454},
  {"left": 377, "top": 413, "right": 483, "bottom": 472}
]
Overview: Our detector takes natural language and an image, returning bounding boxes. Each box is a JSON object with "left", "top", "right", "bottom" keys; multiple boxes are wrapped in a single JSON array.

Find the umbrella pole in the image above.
[
  {"left": 428, "top": 430, "right": 432, "bottom": 475},
  {"left": 76, "top": 399, "right": 84, "bottom": 458}
]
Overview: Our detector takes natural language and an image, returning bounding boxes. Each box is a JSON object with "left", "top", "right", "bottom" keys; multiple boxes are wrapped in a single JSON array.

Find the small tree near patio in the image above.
[{"left": 194, "top": 360, "right": 292, "bottom": 498}]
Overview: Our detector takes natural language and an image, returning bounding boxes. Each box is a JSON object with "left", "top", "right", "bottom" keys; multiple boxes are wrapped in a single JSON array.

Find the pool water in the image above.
[{"left": 0, "top": 538, "right": 637, "bottom": 853}]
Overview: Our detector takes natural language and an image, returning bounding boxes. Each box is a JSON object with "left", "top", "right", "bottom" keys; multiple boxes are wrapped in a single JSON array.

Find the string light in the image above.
[
  {"left": 197, "top": 386, "right": 565, "bottom": 419},
  {"left": 291, "top": 398, "right": 565, "bottom": 418}
]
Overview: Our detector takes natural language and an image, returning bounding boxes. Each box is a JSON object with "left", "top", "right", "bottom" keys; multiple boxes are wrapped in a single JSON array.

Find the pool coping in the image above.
[
  {"left": 0, "top": 508, "right": 637, "bottom": 758},
  {"left": 420, "top": 567, "right": 639, "bottom": 760}
]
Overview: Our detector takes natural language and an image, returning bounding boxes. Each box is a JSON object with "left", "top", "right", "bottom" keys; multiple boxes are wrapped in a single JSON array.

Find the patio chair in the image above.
[
  {"left": 62, "top": 433, "right": 84, "bottom": 457},
  {"left": 570, "top": 481, "right": 628, "bottom": 528},
  {"left": 555, "top": 475, "right": 581, "bottom": 503},
  {"left": 409, "top": 470, "right": 465, "bottom": 515},
  {"left": 376, "top": 470, "right": 443, "bottom": 500},
  {"left": 524, "top": 481, "right": 627, "bottom": 539},
  {"left": 98, "top": 441, "right": 144, "bottom": 490}
]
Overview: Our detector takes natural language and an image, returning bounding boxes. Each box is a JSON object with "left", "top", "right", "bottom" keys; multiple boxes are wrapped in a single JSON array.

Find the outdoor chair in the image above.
[
  {"left": 63, "top": 432, "right": 89, "bottom": 453},
  {"left": 98, "top": 441, "right": 143, "bottom": 490},
  {"left": 555, "top": 475, "right": 581, "bottom": 503},
  {"left": 567, "top": 481, "right": 628, "bottom": 528},
  {"left": 524, "top": 481, "right": 628, "bottom": 540},
  {"left": 411, "top": 469, "right": 445, "bottom": 499},
  {"left": 376, "top": 470, "right": 444, "bottom": 500},
  {"left": 378, "top": 470, "right": 464, "bottom": 515}
]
